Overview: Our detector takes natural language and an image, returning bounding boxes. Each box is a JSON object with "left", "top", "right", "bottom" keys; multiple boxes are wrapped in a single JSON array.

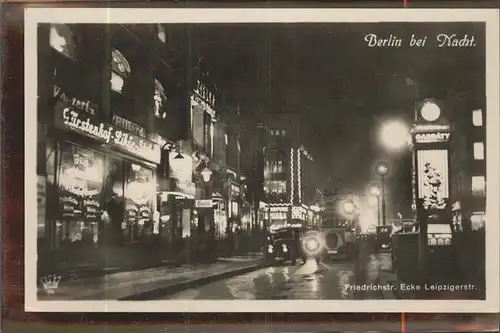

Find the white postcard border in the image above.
[{"left": 24, "top": 7, "right": 500, "bottom": 313}]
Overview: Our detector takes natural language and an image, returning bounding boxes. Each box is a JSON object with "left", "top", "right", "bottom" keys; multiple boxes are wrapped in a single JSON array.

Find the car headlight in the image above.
[
  {"left": 305, "top": 238, "right": 320, "bottom": 253},
  {"left": 268, "top": 245, "right": 273, "bottom": 253},
  {"left": 282, "top": 244, "right": 288, "bottom": 253}
]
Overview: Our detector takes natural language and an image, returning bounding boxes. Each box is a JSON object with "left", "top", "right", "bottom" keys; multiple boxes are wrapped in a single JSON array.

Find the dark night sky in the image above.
[{"left": 183, "top": 22, "right": 485, "bottom": 214}]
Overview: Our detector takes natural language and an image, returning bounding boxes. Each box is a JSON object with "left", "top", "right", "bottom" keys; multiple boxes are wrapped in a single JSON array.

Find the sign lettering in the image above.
[
  {"left": 415, "top": 132, "right": 451, "bottom": 143},
  {"left": 230, "top": 183, "right": 240, "bottom": 197},
  {"left": 55, "top": 106, "right": 160, "bottom": 164},
  {"left": 53, "top": 85, "right": 96, "bottom": 115},
  {"left": 113, "top": 114, "right": 146, "bottom": 138},
  {"left": 195, "top": 199, "right": 213, "bottom": 208}
]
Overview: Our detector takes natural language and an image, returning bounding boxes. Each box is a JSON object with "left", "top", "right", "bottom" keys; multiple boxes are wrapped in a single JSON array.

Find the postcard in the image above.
[{"left": 24, "top": 7, "right": 499, "bottom": 313}]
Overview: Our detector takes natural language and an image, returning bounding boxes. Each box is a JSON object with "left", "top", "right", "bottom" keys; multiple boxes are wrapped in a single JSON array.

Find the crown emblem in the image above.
[{"left": 40, "top": 274, "right": 61, "bottom": 295}]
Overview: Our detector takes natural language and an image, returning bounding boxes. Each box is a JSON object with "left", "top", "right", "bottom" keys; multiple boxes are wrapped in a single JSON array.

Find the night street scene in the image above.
[{"left": 34, "top": 20, "right": 488, "bottom": 302}]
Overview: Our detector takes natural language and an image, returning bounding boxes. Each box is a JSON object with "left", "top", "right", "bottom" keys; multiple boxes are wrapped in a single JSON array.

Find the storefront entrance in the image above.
[{"left": 47, "top": 140, "right": 157, "bottom": 250}]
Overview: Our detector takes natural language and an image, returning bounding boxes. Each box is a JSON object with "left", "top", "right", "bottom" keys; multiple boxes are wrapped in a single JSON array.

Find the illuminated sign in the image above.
[
  {"left": 230, "top": 183, "right": 240, "bottom": 197},
  {"left": 194, "top": 80, "right": 216, "bottom": 107},
  {"left": 54, "top": 105, "right": 161, "bottom": 164},
  {"left": 270, "top": 206, "right": 288, "bottom": 220},
  {"left": 195, "top": 199, "right": 213, "bottom": 208},
  {"left": 415, "top": 132, "right": 451, "bottom": 144},
  {"left": 113, "top": 114, "right": 146, "bottom": 138},
  {"left": 270, "top": 206, "right": 289, "bottom": 212},
  {"left": 292, "top": 206, "right": 306, "bottom": 219},
  {"left": 417, "top": 149, "right": 449, "bottom": 210}
]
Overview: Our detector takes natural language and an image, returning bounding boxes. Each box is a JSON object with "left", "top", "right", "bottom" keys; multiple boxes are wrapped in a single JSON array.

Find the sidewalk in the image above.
[{"left": 37, "top": 253, "right": 266, "bottom": 300}]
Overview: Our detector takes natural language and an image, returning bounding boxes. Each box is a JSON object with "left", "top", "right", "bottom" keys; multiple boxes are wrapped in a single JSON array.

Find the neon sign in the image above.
[
  {"left": 415, "top": 132, "right": 451, "bottom": 144},
  {"left": 55, "top": 106, "right": 161, "bottom": 164}
]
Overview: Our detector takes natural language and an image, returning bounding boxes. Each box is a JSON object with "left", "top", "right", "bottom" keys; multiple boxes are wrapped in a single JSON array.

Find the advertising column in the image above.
[{"left": 411, "top": 99, "right": 453, "bottom": 284}]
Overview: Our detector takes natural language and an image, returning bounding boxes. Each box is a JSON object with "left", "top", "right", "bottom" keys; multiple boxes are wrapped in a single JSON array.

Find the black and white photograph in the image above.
[{"left": 25, "top": 8, "right": 499, "bottom": 313}]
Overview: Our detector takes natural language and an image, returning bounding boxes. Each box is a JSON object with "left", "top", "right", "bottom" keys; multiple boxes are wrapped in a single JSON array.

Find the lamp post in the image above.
[
  {"left": 369, "top": 185, "right": 382, "bottom": 226},
  {"left": 375, "top": 161, "right": 389, "bottom": 226},
  {"left": 200, "top": 166, "right": 213, "bottom": 261}
]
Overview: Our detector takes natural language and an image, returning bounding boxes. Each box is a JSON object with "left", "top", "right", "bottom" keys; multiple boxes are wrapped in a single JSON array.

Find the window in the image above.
[
  {"left": 281, "top": 129, "right": 286, "bottom": 136},
  {"left": 473, "top": 142, "right": 485, "bottom": 160},
  {"left": 110, "top": 48, "right": 131, "bottom": 94},
  {"left": 472, "top": 109, "right": 483, "bottom": 127},
  {"left": 49, "top": 24, "right": 77, "bottom": 61},
  {"left": 154, "top": 79, "right": 167, "bottom": 118},
  {"left": 471, "top": 176, "right": 486, "bottom": 196},
  {"left": 124, "top": 163, "right": 155, "bottom": 241},
  {"left": 470, "top": 212, "right": 485, "bottom": 230},
  {"left": 224, "top": 133, "right": 228, "bottom": 146},
  {"left": 157, "top": 24, "right": 166, "bottom": 43}
]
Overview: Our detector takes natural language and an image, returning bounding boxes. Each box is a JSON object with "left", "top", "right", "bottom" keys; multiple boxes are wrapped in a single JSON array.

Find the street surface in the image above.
[{"left": 163, "top": 258, "right": 390, "bottom": 300}]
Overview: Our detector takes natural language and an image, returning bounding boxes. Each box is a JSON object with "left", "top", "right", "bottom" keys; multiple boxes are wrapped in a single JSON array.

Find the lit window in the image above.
[
  {"left": 281, "top": 129, "right": 286, "bottom": 136},
  {"left": 154, "top": 79, "right": 167, "bottom": 118},
  {"left": 157, "top": 24, "right": 166, "bottom": 43},
  {"left": 470, "top": 212, "right": 485, "bottom": 230},
  {"left": 224, "top": 134, "right": 228, "bottom": 146},
  {"left": 110, "top": 48, "right": 131, "bottom": 94},
  {"left": 472, "top": 109, "right": 483, "bottom": 127},
  {"left": 473, "top": 142, "right": 484, "bottom": 160},
  {"left": 471, "top": 176, "right": 486, "bottom": 196},
  {"left": 49, "top": 24, "right": 77, "bottom": 61}
]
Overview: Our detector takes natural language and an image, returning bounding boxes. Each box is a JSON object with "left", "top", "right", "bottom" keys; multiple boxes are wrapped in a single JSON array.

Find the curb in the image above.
[{"left": 118, "top": 262, "right": 270, "bottom": 300}]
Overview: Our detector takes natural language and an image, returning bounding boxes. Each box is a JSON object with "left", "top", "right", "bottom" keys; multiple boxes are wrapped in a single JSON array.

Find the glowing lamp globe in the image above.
[
  {"left": 380, "top": 120, "right": 411, "bottom": 151},
  {"left": 369, "top": 186, "right": 381, "bottom": 197},
  {"left": 420, "top": 101, "right": 441, "bottom": 122},
  {"left": 343, "top": 201, "right": 355, "bottom": 215},
  {"left": 376, "top": 161, "right": 389, "bottom": 176},
  {"left": 201, "top": 167, "right": 212, "bottom": 182}
]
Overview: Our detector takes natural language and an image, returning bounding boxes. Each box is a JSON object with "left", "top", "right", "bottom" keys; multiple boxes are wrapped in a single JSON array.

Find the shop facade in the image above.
[
  {"left": 44, "top": 96, "right": 161, "bottom": 252},
  {"left": 155, "top": 138, "right": 197, "bottom": 253}
]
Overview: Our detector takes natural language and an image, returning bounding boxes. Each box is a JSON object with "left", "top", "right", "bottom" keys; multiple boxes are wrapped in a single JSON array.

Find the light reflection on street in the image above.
[
  {"left": 282, "top": 267, "right": 290, "bottom": 283},
  {"left": 165, "top": 260, "right": 360, "bottom": 300},
  {"left": 265, "top": 266, "right": 275, "bottom": 285}
]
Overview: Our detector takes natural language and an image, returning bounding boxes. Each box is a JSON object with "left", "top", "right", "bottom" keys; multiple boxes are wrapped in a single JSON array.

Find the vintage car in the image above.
[
  {"left": 268, "top": 226, "right": 307, "bottom": 265},
  {"left": 268, "top": 226, "right": 323, "bottom": 265},
  {"left": 376, "top": 225, "right": 393, "bottom": 250}
]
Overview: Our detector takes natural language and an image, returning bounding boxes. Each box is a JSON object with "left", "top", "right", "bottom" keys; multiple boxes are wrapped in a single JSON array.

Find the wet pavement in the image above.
[
  {"left": 163, "top": 258, "right": 390, "bottom": 300},
  {"left": 37, "top": 255, "right": 265, "bottom": 300}
]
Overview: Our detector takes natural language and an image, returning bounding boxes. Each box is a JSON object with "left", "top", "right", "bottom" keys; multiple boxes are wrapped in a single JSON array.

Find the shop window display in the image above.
[
  {"left": 124, "top": 163, "right": 155, "bottom": 242},
  {"left": 213, "top": 201, "right": 228, "bottom": 240},
  {"left": 102, "top": 157, "right": 126, "bottom": 245},
  {"left": 56, "top": 142, "right": 104, "bottom": 247}
]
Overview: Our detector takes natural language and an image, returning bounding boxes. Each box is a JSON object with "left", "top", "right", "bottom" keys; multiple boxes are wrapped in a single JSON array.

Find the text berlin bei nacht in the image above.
[{"left": 364, "top": 33, "right": 477, "bottom": 48}]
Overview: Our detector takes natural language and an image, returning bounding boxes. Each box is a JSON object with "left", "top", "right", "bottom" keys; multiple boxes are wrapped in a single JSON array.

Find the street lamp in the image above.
[
  {"left": 343, "top": 200, "right": 355, "bottom": 215},
  {"left": 380, "top": 120, "right": 411, "bottom": 152},
  {"left": 375, "top": 161, "right": 389, "bottom": 226},
  {"left": 201, "top": 167, "right": 212, "bottom": 183},
  {"left": 369, "top": 185, "right": 381, "bottom": 225}
]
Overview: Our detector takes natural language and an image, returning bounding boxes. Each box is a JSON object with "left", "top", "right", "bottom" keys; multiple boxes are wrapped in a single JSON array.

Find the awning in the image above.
[{"left": 212, "top": 191, "right": 224, "bottom": 201}]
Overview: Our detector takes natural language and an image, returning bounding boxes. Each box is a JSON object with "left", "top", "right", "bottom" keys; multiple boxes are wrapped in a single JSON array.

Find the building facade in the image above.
[
  {"left": 264, "top": 113, "right": 318, "bottom": 231},
  {"left": 449, "top": 106, "right": 486, "bottom": 231},
  {"left": 36, "top": 24, "right": 260, "bottom": 266},
  {"left": 37, "top": 24, "right": 167, "bottom": 259}
]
